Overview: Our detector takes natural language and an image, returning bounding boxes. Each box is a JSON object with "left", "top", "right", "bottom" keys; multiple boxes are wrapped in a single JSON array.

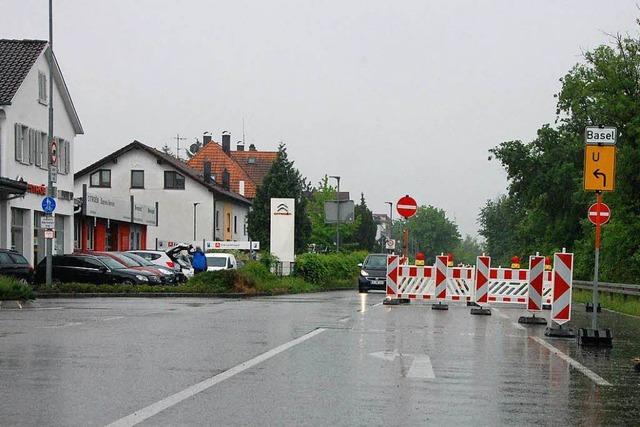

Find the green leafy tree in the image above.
[
  {"left": 453, "top": 235, "right": 484, "bottom": 265},
  {"left": 480, "top": 29, "right": 640, "bottom": 282},
  {"left": 306, "top": 175, "right": 358, "bottom": 250},
  {"left": 392, "top": 205, "right": 461, "bottom": 264},
  {"left": 354, "top": 193, "right": 377, "bottom": 251},
  {"left": 247, "top": 144, "right": 312, "bottom": 253}
]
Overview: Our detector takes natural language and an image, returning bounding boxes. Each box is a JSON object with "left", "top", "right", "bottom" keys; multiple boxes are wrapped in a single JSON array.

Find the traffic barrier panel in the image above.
[
  {"left": 527, "top": 256, "right": 545, "bottom": 312},
  {"left": 551, "top": 252, "right": 573, "bottom": 325},
  {"left": 435, "top": 256, "right": 448, "bottom": 301},
  {"left": 474, "top": 255, "right": 490, "bottom": 304},
  {"left": 386, "top": 255, "right": 400, "bottom": 298}
]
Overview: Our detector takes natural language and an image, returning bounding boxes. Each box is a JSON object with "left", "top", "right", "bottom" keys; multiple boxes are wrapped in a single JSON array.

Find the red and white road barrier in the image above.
[
  {"left": 527, "top": 256, "right": 545, "bottom": 312},
  {"left": 435, "top": 255, "right": 448, "bottom": 301},
  {"left": 386, "top": 255, "right": 400, "bottom": 297},
  {"left": 474, "top": 256, "right": 490, "bottom": 304},
  {"left": 551, "top": 252, "right": 573, "bottom": 325}
]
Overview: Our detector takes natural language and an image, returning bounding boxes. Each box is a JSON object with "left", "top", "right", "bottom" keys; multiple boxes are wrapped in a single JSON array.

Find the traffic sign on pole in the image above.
[
  {"left": 396, "top": 195, "right": 417, "bottom": 219},
  {"left": 584, "top": 145, "right": 616, "bottom": 192},
  {"left": 41, "top": 196, "right": 56, "bottom": 214},
  {"left": 588, "top": 202, "right": 611, "bottom": 226},
  {"left": 584, "top": 126, "right": 616, "bottom": 145}
]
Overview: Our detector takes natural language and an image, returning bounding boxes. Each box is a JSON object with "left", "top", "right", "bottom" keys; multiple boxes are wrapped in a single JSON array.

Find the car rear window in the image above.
[
  {"left": 8, "top": 253, "right": 29, "bottom": 265},
  {"left": 205, "top": 255, "right": 227, "bottom": 268},
  {"left": 364, "top": 255, "right": 387, "bottom": 269}
]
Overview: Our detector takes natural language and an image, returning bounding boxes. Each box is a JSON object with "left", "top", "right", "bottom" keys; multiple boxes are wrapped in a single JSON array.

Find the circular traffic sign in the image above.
[
  {"left": 41, "top": 196, "right": 56, "bottom": 214},
  {"left": 588, "top": 202, "right": 611, "bottom": 226},
  {"left": 396, "top": 195, "right": 417, "bottom": 219}
]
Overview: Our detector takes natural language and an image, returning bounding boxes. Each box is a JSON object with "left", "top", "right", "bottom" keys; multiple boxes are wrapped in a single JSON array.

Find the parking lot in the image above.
[{"left": 1, "top": 292, "right": 639, "bottom": 426}]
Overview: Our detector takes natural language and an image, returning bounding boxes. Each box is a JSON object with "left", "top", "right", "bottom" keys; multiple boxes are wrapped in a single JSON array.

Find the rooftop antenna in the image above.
[
  {"left": 242, "top": 117, "right": 246, "bottom": 146},
  {"left": 174, "top": 134, "right": 186, "bottom": 160}
]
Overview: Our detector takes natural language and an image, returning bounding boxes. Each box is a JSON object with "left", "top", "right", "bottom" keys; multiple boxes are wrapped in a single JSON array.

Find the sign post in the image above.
[
  {"left": 396, "top": 195, "right": 417, "bottom": 258},
  {"left": 580, "top": 126, "right": 616, "bottom": 347}
]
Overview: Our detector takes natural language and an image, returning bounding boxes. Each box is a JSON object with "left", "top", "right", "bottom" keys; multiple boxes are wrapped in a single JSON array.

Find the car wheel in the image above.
[
  {"left": 122, "top": 279, "right": 134, "bottom": 285},
  {"left": 358, "top": 287, "right": 368, "bottom": 294}
]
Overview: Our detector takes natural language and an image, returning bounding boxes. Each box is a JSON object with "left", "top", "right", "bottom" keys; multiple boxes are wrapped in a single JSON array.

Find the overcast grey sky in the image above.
[{"left": 2, "top": 0, "right": 637, "bottom": 237}]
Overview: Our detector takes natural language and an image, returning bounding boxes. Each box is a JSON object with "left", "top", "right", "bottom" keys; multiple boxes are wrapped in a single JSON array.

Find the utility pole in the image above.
[
  {"left": 330, "top": 176, "right": 341, "bottom": 252},
  {"left": 45, "top": 0, "right": 54, "bottom": 286},
  {"left": 385, "top": 202, "right": 393, "bottom": 252},
  {"left": 174, "top": 134, "right": 186, "bottom": 160}
]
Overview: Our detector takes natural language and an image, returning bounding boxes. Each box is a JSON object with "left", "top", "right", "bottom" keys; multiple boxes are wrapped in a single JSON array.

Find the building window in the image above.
[
  {"left": 55, "top": 215, "right": 65, "bottom": 255},
  {"left": 34, "top": 212, "right": 44, "bottom": 264},
  {"left": 57, "top": 139, "right": 71, "bottom": 174},
  {"left": 38, "top": 72, "right": 47, "bottom": 104},
  {"left": 87, "top": 221, "right": 95, "bottom": 250},
  {"left": 90, "top": 169, "right": 111, "bottom": 187},
  {"left": 131, "top": 170, "right": 144, "bottom": 189},
  {"left": 164, "top": 171, "right": 185, "bottom": 189},
  {"left": 226, "top": 213, "right": 231, "bottom": 233},
  {"left": 234, "top": 216, "right": 237, "bottom": 234},
  {"left": 11, "top": 208, "right": 25, "bottom": 255},
  {"left": 215, "top": 210, "right": 219, "bottom": 231},
  {"left": 14, "top": 123, "right": 28, "bottom": 164}
]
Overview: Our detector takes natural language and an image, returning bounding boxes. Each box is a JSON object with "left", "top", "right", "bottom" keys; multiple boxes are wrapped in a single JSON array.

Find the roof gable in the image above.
[
  {"left": 74, "top": 140, "right": 251, "bottom": 205},
  {"left": 0, "top": 39, "right": 83, "bottom": 134},
  {"left": 231, "top": 150, "right": 278, "bottom": 186}
]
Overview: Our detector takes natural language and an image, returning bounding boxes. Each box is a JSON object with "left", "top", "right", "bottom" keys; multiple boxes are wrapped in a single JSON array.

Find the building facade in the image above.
[
  {"left": 74, "top": 141, "right": 252, "bottom": 251},
  {"left": 0, "top": 39, "right": 83, "bottom": 265}
]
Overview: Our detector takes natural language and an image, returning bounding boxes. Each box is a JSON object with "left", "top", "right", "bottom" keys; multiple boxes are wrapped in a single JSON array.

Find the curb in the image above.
[{"left": 0, "top": 300, "right": 33, "bottom": 309}]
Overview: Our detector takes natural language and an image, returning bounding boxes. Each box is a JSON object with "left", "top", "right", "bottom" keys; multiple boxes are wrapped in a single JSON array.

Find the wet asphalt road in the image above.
[{"left": 1, "top": 291, "right": 639, "bottom": 426}]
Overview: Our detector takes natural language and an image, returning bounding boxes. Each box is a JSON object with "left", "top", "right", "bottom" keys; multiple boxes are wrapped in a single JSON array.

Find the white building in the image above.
[
  {"left": 73, "top": 141, "right": 252, "bottom": 251},
  {"left": 0, "top": 39, "right": 83, "bottom": 265}
]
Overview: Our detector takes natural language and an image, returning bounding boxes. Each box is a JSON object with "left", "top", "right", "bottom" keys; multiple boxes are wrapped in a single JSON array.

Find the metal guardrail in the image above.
[{"left": 574, "top": 280, "right": 640, "bottom": 297}]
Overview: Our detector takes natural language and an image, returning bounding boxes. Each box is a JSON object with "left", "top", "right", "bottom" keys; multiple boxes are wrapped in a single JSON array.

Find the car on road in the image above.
[
  {"left": 0, "top": 249, "right": 34, "bottom": 284},
  {"left": 118, "top": 252, "right": 182, "bottom": 284},
  {"left": 205, "top": 253, "right": 238, "bottom": 271},
  {"left": 358, "top": 253, "right": 388, "bottom": 293},
  {"left": 35, "top": 253, "right": 163, "bottom": 285}
]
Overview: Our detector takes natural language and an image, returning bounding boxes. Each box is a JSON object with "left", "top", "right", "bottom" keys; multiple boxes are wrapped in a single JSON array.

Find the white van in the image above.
[{"left": 205, "top": 253, "right": 238, "bottom": 271}]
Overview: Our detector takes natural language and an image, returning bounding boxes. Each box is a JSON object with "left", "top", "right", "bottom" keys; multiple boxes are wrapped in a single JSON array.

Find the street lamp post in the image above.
[
  {"left": 45, "top": 0, "right": 54, "bottom": 287},
  {"left": 385, "top": 202, "right": 393, "bottom": 252},
  {"left": 193, "top": 202, "right": 200, "bottom": 241},
  {"left": 329, "top": 175, "right": 341, "bottom": 252}
]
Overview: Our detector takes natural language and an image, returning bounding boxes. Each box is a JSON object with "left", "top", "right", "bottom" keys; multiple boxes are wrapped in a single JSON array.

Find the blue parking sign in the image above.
[{"left": 41, "top": 196, "right": 56, "bottom": 214}]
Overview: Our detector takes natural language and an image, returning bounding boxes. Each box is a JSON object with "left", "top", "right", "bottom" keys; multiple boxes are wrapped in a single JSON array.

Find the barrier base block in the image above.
[
  {"left": 544, "top": 325, "right": 575, "bottom": 338},
  {"left": 467, "top": 301, "right": 480, "bottom": 307},
  {"left": 542, "top": 304, "right": 552, "bottom": 311},
  {"left": 586, "top": 303, "right": 602, "bottom": 313},
  {"left": 398, "top": 298, "right": 411, "bottom": 304},
  {"left": 577, "top": 328, "right": 613, "bottom": 348},
  {"left": 432, "top": 302, "right": 449, "bottom": 311},
  {"left": 383, "top": 298, "right": 400, "bottom": 306},
  {"left": 518, "top": 315, "right": 547, "bottom": 325},
  {"left": 470, "top": 307, "right": 491, "bottom": 316}
]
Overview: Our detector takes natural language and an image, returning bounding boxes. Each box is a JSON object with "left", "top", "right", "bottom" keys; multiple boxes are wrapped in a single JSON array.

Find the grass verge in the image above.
[
  {"left": 0, "top": 276, "right": 35, "bottom": 300},
  {"left": 573, "top": 288, "right": 640, "bottom": 317}
]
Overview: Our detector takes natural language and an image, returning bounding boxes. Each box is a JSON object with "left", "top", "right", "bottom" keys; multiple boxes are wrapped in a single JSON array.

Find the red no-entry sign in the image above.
[
  {"left": 588, "top": 202, "right": 611, "bottom": 226},
  {"left": 396, "top": 195, "right": 417, "bottom": 219}
]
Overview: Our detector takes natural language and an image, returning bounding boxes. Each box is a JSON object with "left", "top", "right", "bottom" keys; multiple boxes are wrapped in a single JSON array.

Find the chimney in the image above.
[
  {"left": 222, "top": 132, "right": 231, "bottom": 155},
  {"left": 237, "top": 141, "right": 245, "bottom": 151},
  {"left": 248, "top": 143, "right": 257, "bottom": 151},
  {"left": 203, "top": 161, "right": 212, "bottom": 183},
  {"left": 203, "top": 134, "right": 212, "bottom": 146}
]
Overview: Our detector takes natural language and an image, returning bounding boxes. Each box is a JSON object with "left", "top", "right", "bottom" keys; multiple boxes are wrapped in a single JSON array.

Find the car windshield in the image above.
[
  {"left": 205, "top": 256, "right": 227, "bottom": 267},
  {"left": 109, "top": 254, "right": 141, "bottom": 267},
  {"left": 364, "top": 255, "right": 387, "bottom": 269},
  {"left": 98, "top": 256, "right": 126, "bottom": 270},
  {"left": 8, "top": 253, "right": 29, "bottom": 265}
]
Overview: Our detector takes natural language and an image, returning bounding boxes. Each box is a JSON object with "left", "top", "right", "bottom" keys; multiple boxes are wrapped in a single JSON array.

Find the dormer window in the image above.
[
  {"left": 247, "top": 157, "right": 256, "bottom": 164},
  {"left": 38, "top": 72, "right": 47, "bottom": 105}
]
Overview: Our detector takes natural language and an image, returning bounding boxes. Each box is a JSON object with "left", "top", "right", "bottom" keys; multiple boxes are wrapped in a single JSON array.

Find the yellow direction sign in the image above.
[{"left": 584, "top": 145, "right": 616, "bottom": 192}]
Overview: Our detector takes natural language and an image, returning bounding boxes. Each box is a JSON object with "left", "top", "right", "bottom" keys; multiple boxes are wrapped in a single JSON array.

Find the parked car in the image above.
[
  {"left": 120, "top": 252, "right": 184, "bottom": 283},
  {"left": 34, "top": 253, "right": 162, "bottom": 285},
  {"left": 130, "top": 246, "right": 194, "bottom": 278},
  {"left": 0, "top": 249, "right": 34, "bottom": 284},
  {"left": 204, "top": 253, "right": 238, "bottom": 271},
  {"left": 82, "top": 251, "right": 166, "bottom": 284},
  {"left": 358, "top": 253, "right": 388, "bottom": 293}
]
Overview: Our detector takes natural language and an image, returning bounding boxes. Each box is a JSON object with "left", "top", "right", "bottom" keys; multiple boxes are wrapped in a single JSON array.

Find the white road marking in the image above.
[
  {"left": 530, "top": 336, "right": 612, "bottom": 386},
  {"left": 338, "top": 316, "right": 350, "bottom": 323},
  {"left": 39, "top": 322, "right": 82, "bottom": 329},
  {"left": 101, "top": 316, "right": 125, "bottom": 322},
  {"left": 407, "top": 355, "right": 436, "bottom": 379},
  {"left": 511, "top": 322, "right": 526, "bottom": 330},
  {"left": 106, "top": 328, "right": 327, "bottom": 427},
  {"left": 370, "top": 350, "right": 401, "bottom": 361}
]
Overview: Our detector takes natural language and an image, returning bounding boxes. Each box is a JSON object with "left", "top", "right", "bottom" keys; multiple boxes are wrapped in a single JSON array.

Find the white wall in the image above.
[
  {"left": 0, "top": 50, "right": 77, "bottom": 264},
  {"left": 74, "top": 147, "right": 250, "bottom": 249}
]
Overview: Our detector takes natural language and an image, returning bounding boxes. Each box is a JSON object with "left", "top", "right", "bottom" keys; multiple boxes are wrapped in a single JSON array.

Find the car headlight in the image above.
[
  {"left": 360, "top": 269, "right": 369, "bottom": 277},
  {"left": 135, "top": 275, "right": 149, "bottom": 282}
]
